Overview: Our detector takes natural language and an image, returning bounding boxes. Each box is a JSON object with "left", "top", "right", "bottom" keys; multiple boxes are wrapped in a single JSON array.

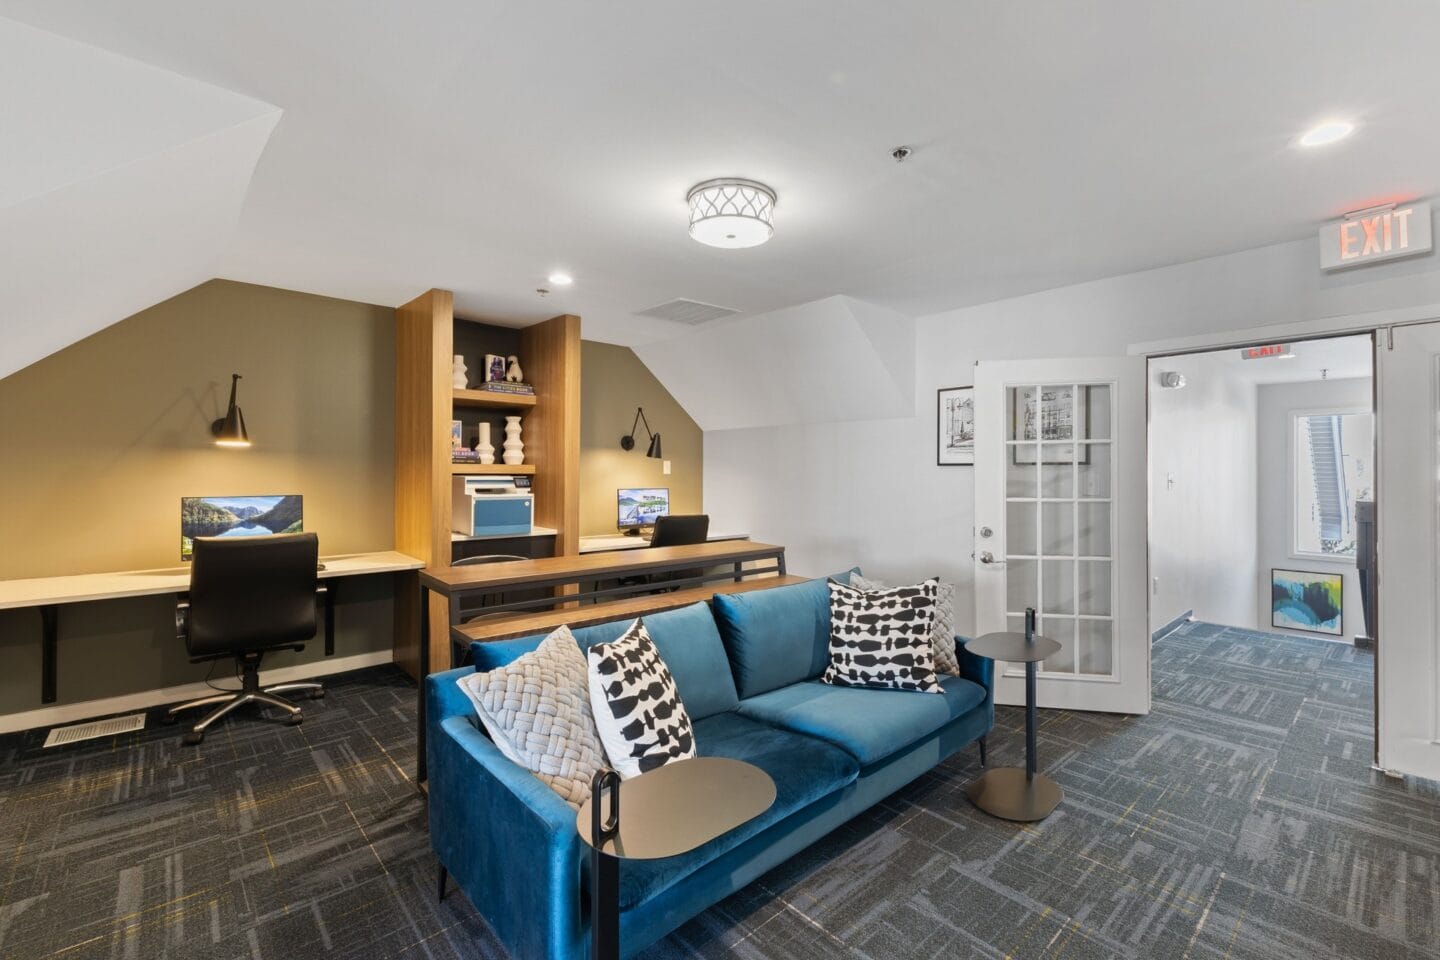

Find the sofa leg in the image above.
[
  {"left": 978, "top": 736, "right": 987, "bottom": 767},
  {"left": 437, "top": 864, "right": 448, "bottom": 902}
]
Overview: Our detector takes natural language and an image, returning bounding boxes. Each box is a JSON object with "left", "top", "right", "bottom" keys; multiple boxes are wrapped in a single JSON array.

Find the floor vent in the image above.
[
  {"left": 43, "top": 713, "right": 146, "bottom": 748},
  {"left": 635, "top": 298, "right": 740, "bottom": 325}
]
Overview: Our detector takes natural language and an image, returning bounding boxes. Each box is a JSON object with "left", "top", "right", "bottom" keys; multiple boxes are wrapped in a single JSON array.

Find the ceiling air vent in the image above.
[{"left": 635, "top": 298, "right": 740, "bottom": 326}]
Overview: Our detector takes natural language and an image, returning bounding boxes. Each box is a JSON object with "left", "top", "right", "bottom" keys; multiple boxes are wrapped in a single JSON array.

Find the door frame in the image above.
[{"left": 1136, "top": 319, "right": 1400, "bottom": 769}]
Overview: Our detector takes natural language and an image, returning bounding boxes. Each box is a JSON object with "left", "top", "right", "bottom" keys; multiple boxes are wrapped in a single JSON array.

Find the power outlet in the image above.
[{"left": 662, "top": 459, "right": 672, "bottom": 475}]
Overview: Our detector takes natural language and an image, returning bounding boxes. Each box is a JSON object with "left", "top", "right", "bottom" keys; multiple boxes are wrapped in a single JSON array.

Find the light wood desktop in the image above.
[
  {"left": 578, "top": 532, "right": 747, "bottom": 554},
  {"left": 0, "top": 551, "right": 424, "bottom": 705}
]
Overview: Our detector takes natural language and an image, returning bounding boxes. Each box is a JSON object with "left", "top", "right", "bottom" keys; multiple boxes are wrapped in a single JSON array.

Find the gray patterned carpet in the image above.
[{"left": 1, "top": 622, "right": 1436, "bottom": 959}]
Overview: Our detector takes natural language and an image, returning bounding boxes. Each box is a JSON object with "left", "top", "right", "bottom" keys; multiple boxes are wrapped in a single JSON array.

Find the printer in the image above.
[{"left": 452, "top": 474, "right": 534, "bottom": 537}]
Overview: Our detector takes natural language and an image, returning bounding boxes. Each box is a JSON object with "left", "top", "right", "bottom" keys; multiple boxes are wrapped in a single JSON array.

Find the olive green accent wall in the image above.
[
  {"left": 579, "top": 341, "right": 702, "bottom": 536},
  {"left": 0, "top": 279, "right": 397, "bottom": 715}
]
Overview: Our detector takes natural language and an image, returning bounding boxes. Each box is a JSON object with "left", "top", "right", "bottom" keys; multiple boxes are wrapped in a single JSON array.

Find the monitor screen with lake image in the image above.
[
  {"left": 181, "top": 495, "right": 303, "bottom": 560},
  {"left": 617, "top": 488, "right": 669, "bottom": 528}
]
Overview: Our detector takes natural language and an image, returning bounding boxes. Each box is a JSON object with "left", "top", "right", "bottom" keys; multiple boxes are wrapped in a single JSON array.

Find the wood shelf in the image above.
[
  {"left": 451, "top": 463, "right": 536, "bottom": 475},
  {"left": 452, "top": 388, "right": 536, "bottom": 409}
]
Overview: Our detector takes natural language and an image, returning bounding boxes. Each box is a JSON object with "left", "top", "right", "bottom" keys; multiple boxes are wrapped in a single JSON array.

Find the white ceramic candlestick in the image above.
[
  {"left": 452, "top": 355, "right": 468, "bottom": 389},
  {"left": 502, "top": 416, "right": 524, "bottom": 465},
  {"left": 477, "top": 422, "right": 495, "bottom": 465}
]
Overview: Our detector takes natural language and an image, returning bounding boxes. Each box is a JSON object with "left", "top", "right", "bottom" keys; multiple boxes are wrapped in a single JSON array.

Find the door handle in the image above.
[{"left": 979, "top": 551, "right": 1006, "bottom": 567}]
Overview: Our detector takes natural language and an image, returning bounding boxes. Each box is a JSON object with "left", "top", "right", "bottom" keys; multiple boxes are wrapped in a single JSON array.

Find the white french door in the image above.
[
  {"left": 1376, "top": 322, "right": 1440, "bottom": 779},
  {"left": 974, "top": 357, "right": 1149, "bottom": 714}
]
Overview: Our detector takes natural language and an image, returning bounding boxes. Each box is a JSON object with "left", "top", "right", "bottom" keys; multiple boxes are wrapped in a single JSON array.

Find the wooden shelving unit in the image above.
[
  {"left": 450, "top": 463, "right": 537, "bottom": 475},
  {"left": 452, "top": 388, "right": 537, "bottom": 409},
  {"left": 393, "top": 288, "right": 581, "bottom": 680}
]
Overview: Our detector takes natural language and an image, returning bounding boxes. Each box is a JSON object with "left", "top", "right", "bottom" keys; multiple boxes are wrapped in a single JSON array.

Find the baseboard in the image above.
[
  {"left": 1151, "top": 609, "right": 1193, "bottom": 644},
  {"left": 0, "top": 650, "right": 395, "bottom": 736}
]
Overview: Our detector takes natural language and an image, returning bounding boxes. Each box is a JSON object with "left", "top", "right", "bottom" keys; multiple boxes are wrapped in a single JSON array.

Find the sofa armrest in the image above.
[
  {"left": 427, "top": 681, "right": 587, "bottom": 960},
  {"left": 954, "top": 635, "right": 994, "bottom": 703}
]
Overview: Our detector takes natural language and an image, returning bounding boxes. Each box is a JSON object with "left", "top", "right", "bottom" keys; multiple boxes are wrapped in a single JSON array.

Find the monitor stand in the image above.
[{"left": 623, "top": 528, "right": 642, "bottom": 537}]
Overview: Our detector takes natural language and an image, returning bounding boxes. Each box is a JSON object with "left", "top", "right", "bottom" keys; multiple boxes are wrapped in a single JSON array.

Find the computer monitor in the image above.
[
  {"left": 181, "top": 495, "right": 303, "bottom": 560},
  {"left": 617, "top": 487, "right": 669, "bottom": 531}
]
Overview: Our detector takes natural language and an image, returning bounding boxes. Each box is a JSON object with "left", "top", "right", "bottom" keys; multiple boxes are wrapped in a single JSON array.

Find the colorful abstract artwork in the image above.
[{"left": 1271, "top": 568, "right": 1343, "bottom": 636}]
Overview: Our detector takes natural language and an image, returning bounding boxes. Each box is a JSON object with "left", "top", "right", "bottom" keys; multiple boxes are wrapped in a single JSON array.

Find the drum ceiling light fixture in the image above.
[{"left": 687, "top": 178, "right": 777, "bottom": 249}]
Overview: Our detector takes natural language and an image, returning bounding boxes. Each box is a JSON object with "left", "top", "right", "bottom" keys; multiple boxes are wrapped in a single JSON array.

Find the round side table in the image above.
[{"left": 964, "top": 629, "right": 1064, "bottom": 822}]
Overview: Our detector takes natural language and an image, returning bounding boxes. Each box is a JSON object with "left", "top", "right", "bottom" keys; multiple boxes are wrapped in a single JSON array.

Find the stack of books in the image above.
[
  {"left": 452, "top": 449, "right": 482, "bottom": 463},
  {"left": 474, "top": 381, "right": 534, "bottom": 396}
]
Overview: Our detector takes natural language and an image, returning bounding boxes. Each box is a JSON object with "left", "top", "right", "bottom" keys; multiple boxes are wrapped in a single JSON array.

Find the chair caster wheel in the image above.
[
  {"left": 287, "top": 712, "right": 304, "bottom": 726},
  {"left": 310, "top": 689, "right": 326, "bottom": 700},
  {"left": 183, "top": 730, "right": 204, "bottom": 746}
]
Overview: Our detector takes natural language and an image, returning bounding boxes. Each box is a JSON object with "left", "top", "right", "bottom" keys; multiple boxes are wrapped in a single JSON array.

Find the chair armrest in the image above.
[
  {"left": 955, "top": 635, "right": 994, "bottom": 703},
  {"left": 427, "top": 697, "right": 587, "bottom": 960}
]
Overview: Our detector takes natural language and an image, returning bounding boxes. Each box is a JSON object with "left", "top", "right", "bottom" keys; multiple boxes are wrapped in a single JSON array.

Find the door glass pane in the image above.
[
  {"left": 1077, "top": 619, "right": 1113, "bottom": 675},
  {"left": 1042, "top": 559, "right": 1075, "bottom": 614},
  {"left": 1038, "top": 384, "right": 1075, "bottom": 441},
  {"left": 1007, "top": 559, "right": 1038, "bottom": 613},
  {"left": 1083, "top": 384, "right": 1111, "bottom": 440},
  {"left": 1040, "top": 460, "right": 1074, "bottom": 498},
  {"left": 1010, "top": 386, "right": 1037, "bottom": 440},
  {"left": 1042, "top": 616, "right": 1076, "bottom": 673},
  {"left": 1077, "top": 443, "right": 1111, "bottom": 498},
  {"left": 1007, "top": 500, "right": 1037, "bottom": 556},
  {"left": 1077, "top": 502, "right": 1111, "bottom": 557},
  {"left": 1040, "top": 502, "right": 1073, "bottom": 556},
  {"left": 1077, "top": 560, "right": 1112, "bottom": 616},
  {"left": 1007, "top": 448, "right": 1038, "bottom": 498}
]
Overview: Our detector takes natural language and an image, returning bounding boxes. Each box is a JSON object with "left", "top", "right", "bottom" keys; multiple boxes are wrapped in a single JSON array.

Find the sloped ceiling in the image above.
[
  {"left": 0, "top": 17, "right": 279, "bottom": 380},
  {"left": 634, "top": 296, "right": 914, "bottom": 431}
]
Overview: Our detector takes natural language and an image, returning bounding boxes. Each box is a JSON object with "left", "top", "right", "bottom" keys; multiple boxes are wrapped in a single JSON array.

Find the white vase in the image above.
[
  {"left": 451, "top": 355, "right": 468, "bottom": 389},
  {"left": 502, "top": 416, "right": 524, "bottom": 465},
  {"left": 476, "top": 422, "right": 495, "bottom": 465}
]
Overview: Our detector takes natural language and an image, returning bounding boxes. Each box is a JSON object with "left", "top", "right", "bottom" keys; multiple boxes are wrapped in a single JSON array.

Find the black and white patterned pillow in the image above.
[
  {"left": 586, "top": 619, "right": 696, "bottom": 778},
  {"left": 823, "top": 579, "right": 943, "bottom": 694},
  {"left": 852, "top": 573, "right": 961, "bottom": 676}
]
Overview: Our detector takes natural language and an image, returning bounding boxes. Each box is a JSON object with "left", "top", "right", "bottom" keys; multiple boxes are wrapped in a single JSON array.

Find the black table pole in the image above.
[{"left": 591, "top": 770, "right": 621, "bottom": 960}]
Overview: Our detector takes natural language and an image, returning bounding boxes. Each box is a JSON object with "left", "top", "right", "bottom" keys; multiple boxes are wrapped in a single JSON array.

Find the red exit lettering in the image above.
[{"left": 1340, "top": 207, "right": 1415, "bottom": 261}]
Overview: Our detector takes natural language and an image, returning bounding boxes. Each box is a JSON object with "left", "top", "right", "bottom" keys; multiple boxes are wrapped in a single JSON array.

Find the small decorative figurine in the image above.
[
  {"left": 505, "top": 355, "right": 524, "bottom": 383},
  {"left": 502, "top": 416, "right": 524, "bottom": 465}
]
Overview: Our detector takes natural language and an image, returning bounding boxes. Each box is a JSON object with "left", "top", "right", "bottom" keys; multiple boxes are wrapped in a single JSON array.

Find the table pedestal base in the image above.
[{"left": 966, "top": 767, "right": 1062, "bottom": 822}]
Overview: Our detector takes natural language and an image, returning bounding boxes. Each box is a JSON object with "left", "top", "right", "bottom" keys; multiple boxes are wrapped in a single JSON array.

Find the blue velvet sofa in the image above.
[{"left": 425, "top": 574, "right": 994, "bottom": 960}]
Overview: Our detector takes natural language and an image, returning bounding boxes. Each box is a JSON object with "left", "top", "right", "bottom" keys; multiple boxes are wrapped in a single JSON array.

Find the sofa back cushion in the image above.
[
  {"left": 470, "top": 601, "right": 740, "bottom": 721},
  {"left": 713, "top": 570, "right": 858, "bottom": 700}
]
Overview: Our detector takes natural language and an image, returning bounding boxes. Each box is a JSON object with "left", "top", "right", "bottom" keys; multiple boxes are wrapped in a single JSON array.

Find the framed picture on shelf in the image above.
[
  {"left": 1012, "top": 384, "right": 1090, "bottom": 465},
  {"left": 1271, "top": 568, "right": 1343, "bottom": 636},
  {"left": 937, "top": 386, "right": 974, "bottom": 465}
]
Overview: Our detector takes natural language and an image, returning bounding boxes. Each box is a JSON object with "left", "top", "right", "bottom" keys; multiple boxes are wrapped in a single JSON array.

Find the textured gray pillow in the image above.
[
  {"left": 852, "top": 573, "right": 961, "bottom": 676},
  {"left": 455, "top": 625, "right": 604, "bottom": 809}
]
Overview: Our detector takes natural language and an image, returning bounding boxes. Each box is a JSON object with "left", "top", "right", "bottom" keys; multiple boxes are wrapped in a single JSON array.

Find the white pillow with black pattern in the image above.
[
  {"left": 586, "top": 619, "right": 696, "bottom": 779},
  {"left": 823, "top": 578, "right": 943, "bottom": 694},
  {"left": 851, "top": 573, "right": 961, "bottom": 676}
]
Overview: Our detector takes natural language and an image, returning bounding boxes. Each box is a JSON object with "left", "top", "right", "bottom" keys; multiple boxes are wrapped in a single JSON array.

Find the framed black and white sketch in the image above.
[
  {"left": 1012, "top": 384, "right": 1090, "bottom": 464},
  {"left": 937, "top": 386, "right": 974, "bottom": 465}
]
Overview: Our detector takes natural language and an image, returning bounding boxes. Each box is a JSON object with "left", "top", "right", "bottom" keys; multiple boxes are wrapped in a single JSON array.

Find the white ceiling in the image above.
[{"left": 5, "top": 2, "right": 1440, "bottom": 359}]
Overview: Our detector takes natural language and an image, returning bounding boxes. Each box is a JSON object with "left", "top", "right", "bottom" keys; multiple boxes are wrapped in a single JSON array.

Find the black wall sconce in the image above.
[
  {"left": 620, "top": 406, "right": 662, "bottom": 459},
  {"left": 211, "top": 373, "right": 251, "bottom": 447}
]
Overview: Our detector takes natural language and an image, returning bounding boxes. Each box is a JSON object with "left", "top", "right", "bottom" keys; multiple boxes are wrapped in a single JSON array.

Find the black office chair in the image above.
[
  {"left": 647, "top": 515, "right": 710, "bottom": 590},
  {"left": 167, "top": 533, "right": 325, "bottom": 745}
]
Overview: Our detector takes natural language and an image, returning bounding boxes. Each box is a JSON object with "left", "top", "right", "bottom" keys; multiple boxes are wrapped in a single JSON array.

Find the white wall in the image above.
[
  {"left": 702, "top": 216, "right": 1440, "bottom": 633},
  {"left": 1256, "top": 377, "right": 1373, "bottom": 643},
  {"left": 1148, "top": 356, "right": 1259, "bottom": 633}
]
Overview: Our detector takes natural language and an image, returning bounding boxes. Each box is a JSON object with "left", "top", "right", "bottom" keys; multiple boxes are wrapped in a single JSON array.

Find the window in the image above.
[{"left": 1293, "top": 410, "right": 1372, "bottom": 558}]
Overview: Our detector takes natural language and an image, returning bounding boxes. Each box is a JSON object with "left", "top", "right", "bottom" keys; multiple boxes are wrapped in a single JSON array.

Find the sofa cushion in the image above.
[
  {"left": 587, "top": 619, "right": 696, "bottom": 778},
  {"left": 617, "top": 711, "right": 859, "bottom": 909},
  {"left": 712, "top": 569, "right": 858, "bottom": 699},
  {"left": 472, "top": 601, "right": 740, "bottom": 721},
  {"left": 736, "top": 674, "right": 987, "bottom": 767}
]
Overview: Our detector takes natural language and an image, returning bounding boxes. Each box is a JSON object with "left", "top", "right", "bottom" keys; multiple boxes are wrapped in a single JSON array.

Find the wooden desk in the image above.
[
  {"left": 415, "top": 540, "right": 786, "bottom": 781},
  {"left": 577, "top": 532, "right": 748, "bottom": 554},
  {"left": 0, "top": 551, "right": 423, "bottom": 705}
]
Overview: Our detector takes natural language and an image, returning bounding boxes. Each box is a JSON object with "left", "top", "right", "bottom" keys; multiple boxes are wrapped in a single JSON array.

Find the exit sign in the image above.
[
  {"left": 1319, "top": 201, "right": 1432, "bottom": 270},
  {"left": 1240, "top": 343, "right": 1293, "bottom": 360}
]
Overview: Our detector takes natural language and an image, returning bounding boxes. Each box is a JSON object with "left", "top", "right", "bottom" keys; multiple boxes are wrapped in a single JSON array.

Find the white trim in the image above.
[
  {"left": 0, "top": 650, "right": 394, "bottom": 736},
  {"left": 1127, "top": 305, "right": 1440, "bottom": 358}
]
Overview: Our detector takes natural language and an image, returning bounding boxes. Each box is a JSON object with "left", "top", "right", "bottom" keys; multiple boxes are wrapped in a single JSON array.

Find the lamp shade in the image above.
[
  {"left": 687, "top": 178, "right": 776, "bottom": 249},
  {"left": 212, "top": 373, "right": 251, "bottom": 447},
  {"left": 645, "top": 432, "right": 663, "bottom": 459}
]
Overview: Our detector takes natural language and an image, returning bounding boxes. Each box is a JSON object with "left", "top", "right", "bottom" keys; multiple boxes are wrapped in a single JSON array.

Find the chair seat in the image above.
[
  {"left": 617, "top": 712, "right": 858, "bottom": 909},
  {"left": 735, "top": 675, "right": 987, "bottom": 767}
]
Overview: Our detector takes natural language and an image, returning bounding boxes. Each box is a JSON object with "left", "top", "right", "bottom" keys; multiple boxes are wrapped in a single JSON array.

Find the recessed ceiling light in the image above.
[
  {"left": 547, "top": 271, "right": 574, "bottom": 286},
  {"left": 1298, "top": 120, "right": 1355, "bottom": 148}
]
